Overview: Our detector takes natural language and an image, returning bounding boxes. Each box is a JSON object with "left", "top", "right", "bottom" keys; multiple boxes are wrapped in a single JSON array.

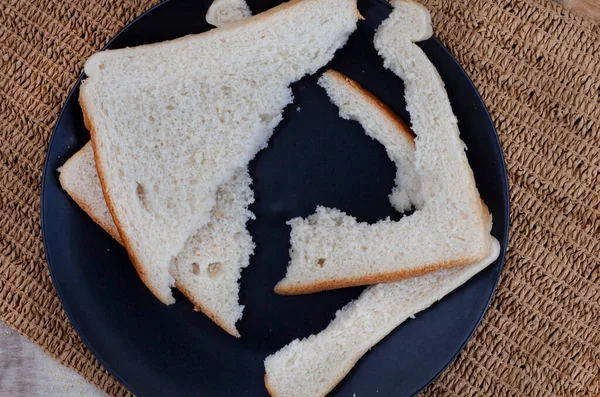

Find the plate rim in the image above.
[{"left": 40, "top": 0, "right": 510, "bottom": 395}]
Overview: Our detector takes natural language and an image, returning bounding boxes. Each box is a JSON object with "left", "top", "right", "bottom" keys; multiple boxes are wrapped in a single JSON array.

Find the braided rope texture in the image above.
[{"left": 0, "top": 0, "right": 598, "bottom": 395}]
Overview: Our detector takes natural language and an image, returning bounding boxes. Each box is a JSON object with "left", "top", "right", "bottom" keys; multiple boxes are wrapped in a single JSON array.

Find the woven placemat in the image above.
[{"left": 1, "top": 0, "right": 598, "bottom": 395}]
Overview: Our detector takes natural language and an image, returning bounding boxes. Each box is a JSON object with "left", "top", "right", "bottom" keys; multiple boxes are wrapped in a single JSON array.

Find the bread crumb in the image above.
[{"left": 296, "top": 106, "right": 301, "bottom": 112}]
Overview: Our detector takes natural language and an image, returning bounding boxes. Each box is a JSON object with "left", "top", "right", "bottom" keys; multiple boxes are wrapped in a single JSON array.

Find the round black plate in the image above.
[{"left": 41, "top": 0, "right": 509, "bottom": 396}]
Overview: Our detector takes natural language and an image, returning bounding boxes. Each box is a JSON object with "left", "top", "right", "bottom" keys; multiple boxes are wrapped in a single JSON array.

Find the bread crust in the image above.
[
  {"left": 274, "top": 255, "right": 483, "bottom": 295},
  {"left": 264, "top": 375, "right": 276, "bottom": 397},
  {"left": 324, "top": 70, "right": 416, "bottom": 143}
]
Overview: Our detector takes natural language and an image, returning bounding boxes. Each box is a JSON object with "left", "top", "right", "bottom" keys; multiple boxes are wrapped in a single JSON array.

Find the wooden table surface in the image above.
[{"left": 0, "top": 322, "right": 104, "bottom": 397}]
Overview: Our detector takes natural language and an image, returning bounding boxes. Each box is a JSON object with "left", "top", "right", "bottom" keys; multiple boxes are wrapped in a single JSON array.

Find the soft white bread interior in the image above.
[
  {"left": 264, "top": 238, "right": 500, "bottom": 397},
  {"left": 274, "top": 0, "right": 492, "bottom": 295},
  {"left": 80, "top": 0, "right": 360, "bottom": 304},
  {"left": 59, "top": 143, "right": 255, "bottom": 337},
  {"left": 206, "top": 0, "right": 252, "bottom": 27},
  {"left": 170, "top": 168, "right": 255, "bottom": 337}
]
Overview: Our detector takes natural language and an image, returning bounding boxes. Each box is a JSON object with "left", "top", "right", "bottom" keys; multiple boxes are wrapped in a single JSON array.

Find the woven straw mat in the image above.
[{"left": 1, "top": 0, "right": 599, "bottom": 395}]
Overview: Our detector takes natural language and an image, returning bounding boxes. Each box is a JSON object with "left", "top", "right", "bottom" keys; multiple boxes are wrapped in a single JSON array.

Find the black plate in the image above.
[{"left": 41, "top": 0, "right": 509, "bottom": 396}]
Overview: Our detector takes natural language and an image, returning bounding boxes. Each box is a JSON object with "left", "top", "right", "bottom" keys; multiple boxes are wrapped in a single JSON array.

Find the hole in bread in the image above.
[
  {"left": 191, "top": 262, "right": 200, "bottom": 275},
  {"left": 136, "top": 183, "right": 150, "bottom": 211},
  {"left": 207, "top": 262, "right": 222, "bottom": 278},
  {"left": 259, "top": 114, "right": 274, "bottom": 123},
  {"left": 317, "top": 258, "right": 326, "bottom": 267}
]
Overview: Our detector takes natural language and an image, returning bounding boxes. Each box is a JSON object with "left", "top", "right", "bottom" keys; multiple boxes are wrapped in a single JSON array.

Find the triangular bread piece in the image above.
[
  {"left": 264, "top": 238, "right": 500, "bottom": 397},
  {"left": 80, "top": 0, "right": 360, "bottom": 304},
  {"left": 274, "top": 0, "right": 492, "bottom": 294},
  {"left": 59, "top": 143, "right": 123, "bottom": 243},
  {"left": 60, "top": 143, "right": 254, "bottom": 336}
]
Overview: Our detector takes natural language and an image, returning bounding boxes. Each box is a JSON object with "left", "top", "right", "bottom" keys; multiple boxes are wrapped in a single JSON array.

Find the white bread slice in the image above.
[
  {"left": 274, "top": 0, "right": 491, "bottom": 295},
  {"left": 206, "top": 0, "right": 252, "bottom": 27},
  {"left": 318, "top": 70, "right": 422, "bottom": 213},
  {"left": 264, "top": 238, "right": 500, "bottom": 397},
  {"left": 80, "top": 0, "right": 360, "bottom": 304},
  {"left": 59, "top": 143, "right": 254, "bottom": 336}
]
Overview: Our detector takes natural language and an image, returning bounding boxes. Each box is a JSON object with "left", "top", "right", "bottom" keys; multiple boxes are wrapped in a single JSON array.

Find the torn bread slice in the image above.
[
  {"left": 81, "top": 0, "right": 360, "bottom": 304},
  {"left": 318, "top": 70, "right": 423, "bottom": 213},
  {"left": 274, "top": 0, "right": 491, "bottom": 295},
  {"left": 169, "top": 168, "right": 255, "bottom": 337},
  {"left": 264, "top": 238, "right": 500, "bottom": 397},
  {"left": 59, "top": 143, "right": 254, "bottom": 337},
  {"left": 59, "top": 143, "right": 122, "bottom": 243},
  {"left": 206, "top": 0, "right": 252, "bottom": 27}
]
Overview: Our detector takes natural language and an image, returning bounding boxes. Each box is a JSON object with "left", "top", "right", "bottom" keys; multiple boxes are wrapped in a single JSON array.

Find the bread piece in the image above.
[
  {"left": 59, "top": 143, "right": 122, "bottom": 243},
  {"left": 80, "top": 0, "right": 360, "bottom": 304},
  {"left": 170, "top": 168, "right": 255, "bottom": 337},
  {"left": 264, "top": 238, "right": 500, "bottom": 397},
  {"left": 59, "top": 143, "right": 254, "bottom": 336},
  {"left": 318, "top": 70, "right": 422, "bottom": 212},
  {"left": 274, "top": 0, "right": 491, "bottom": 295},
  {"left": 206, "top": 0, "right": 252, "bottom": 27}
]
